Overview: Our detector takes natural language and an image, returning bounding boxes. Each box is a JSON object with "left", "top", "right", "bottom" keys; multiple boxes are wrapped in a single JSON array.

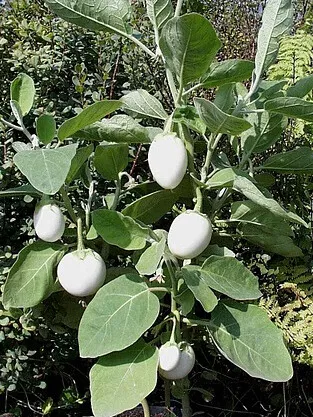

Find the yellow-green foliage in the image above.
[{"left": 259, "top": 263, "right": 313, "bottom": 367}]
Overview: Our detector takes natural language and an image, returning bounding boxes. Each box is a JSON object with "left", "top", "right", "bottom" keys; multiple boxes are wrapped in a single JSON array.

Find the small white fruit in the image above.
[
  {"left": 148, "top": 133, "right": 188, "bottom": 189},
  {"left": 57, "top": 249, "right": 106, "bottom": 297},
  {"left": 168, "top": 211, "right": 212, "bottom": 259},
  {"left": 33, "top": 203, "right": 65, "bottom": 242},
  {"left": 159, "top": 343, "right": 181, "bottom": 372},
  {"left": 159, "top": 343, "right": 195, "bottom": 380}
]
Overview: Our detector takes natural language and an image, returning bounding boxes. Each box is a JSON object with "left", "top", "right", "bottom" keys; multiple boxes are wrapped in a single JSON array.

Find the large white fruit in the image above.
[
  {"left": 148, "top": 133, "right": 188, "bottom": 189},
  {"left": 159, "top": 343, "right": 195, "bottom": 380},
  {"left": 159, "top": 343, "right": 181, "bottom": 372},
  {"left": 33, "top": 203, "right": 65, "bottom": 242},
  {"left": 168, "top": 211, "right": 212, "bottom": 259},
  {"left": 57, "top": 249, "right": 106, "bottom": 297}
]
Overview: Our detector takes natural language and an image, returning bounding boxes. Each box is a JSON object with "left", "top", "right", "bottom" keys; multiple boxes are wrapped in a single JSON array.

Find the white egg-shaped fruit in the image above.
[
  {"left": 159, "top": 343, "right": 181, "bottom": 372},
  {"left": 168, "top": 211, "right": 212, "bottom": 259},
  {"left": 159, "top": 343, "right": 195, "bottom": 380},
  {"left": 57, "top": 249, "right": 106, "bottom": 297},
  {"left": 33, "top": 203, "right": 65, "bottom": 242},
  {"left": 148, "top": 133, "right": 188, "bottom": 189}
]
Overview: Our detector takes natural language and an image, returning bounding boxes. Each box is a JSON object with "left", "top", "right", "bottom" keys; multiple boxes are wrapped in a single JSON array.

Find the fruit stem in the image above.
[
  {"left": 141, "top": 398, "right": 151, "bottom": 417},
  {"left": 111, "top": 175, "right": 122, "bottom": 211},
  {"left": 77, "top": 217, "right": 85, "bottom": 255},
  {"left": 60, "top": 185, "right": 77, "bottom": 223}
]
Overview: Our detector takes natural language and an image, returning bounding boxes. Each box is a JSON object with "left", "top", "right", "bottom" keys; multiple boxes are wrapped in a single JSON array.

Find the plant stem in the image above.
[
  {"left": 77, "top": 217, "right": 85, "bottom": 253},
  {"left": 175, "top": 0, "right": 184, "bottom": 17},
  {"left": 126, "top": 34, "right": 156, "bottom": 59},
  {"left": 182, "top": 83, "right": 203, "bottom": 97},
  {"left": 166, "top": 69, "right": 178, "bottom": 101},
  {"left": 149, "top": 287, "right": 169, "bottom": 293},
  {"left": 164, "top": 379, "right": 171, "bottom": 415},
  {"left": 111, "top": 175, "right": 122, "bottom": 211},
  {"left": 60, "top": 185, "right": 77, "bottom": 223},
  {"left": 182, "top": 389, "right": 191, "bottom": 417},
  {"left": 141, "top": 398, "right": 151, "bottom": 417}
]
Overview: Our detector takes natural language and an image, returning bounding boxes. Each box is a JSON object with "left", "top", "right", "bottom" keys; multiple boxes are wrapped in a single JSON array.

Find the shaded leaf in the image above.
[
  {"left": 10, "top": 73, "right": 35, "bottom": 116},
  {"left": 146, "top": 0, "right": 174, "bottom": 30},
  {"left": 265, "top": 97, "right": 313, "bottom": 122},
  {"left": 66, "top": 144, "right": 93, "bottom": 184},
  {"left": 36, "top": 114, "right": 56, "bottom": 144},
  {"left": 94, "top": 142, "right": 129, "bottom": 180},
  {"left": 202, "top": 59, "right": 254, "bottom": 88},
  {"left": 136, "top": 238, "right": 166, "bottom": 275},
  {"left": 261, "top": 147, "right": 313, "bottom": 174}
]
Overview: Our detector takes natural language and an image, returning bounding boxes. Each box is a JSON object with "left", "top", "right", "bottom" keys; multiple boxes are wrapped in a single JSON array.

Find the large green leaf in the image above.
[
  {"left": 194, "top": 98, "right": 251, "bottom": 135},
  {"left": 122, "top": 190, "right": 178, "bottom": 224},
  {"left": 36, "top": 114, "right": 56, "bottom": 144},
  {"left": 233, "top": 174, "right": 307, "bottom": 227},
  {"left": 13, "top": 144, "right": 77, "bottom": 195},
  {"left": 78, "top": 274, "right": 160, "bottom": 357},
  {"left": 136, "top": 238, "right": 166, "bottom": 276},
  {"left": 214, "top": 84, "right": 235, "bottom": 113},
  {"left": 73, "top": 115, "right": 151, "bottom": 143},
  {"left": 181, "top": 267, "right": 218, "bottom": 312},
  {"left": 241, "top": 112, "right": 287, "bottom": 155},
  {"left": 146, "top": 0, "right": 174, "bottom": 31},
  {"left": 265, "top": 97, "right": 313, "bottom": 122},
  {"left": 121, "top": 89, "right": 167, "bottom": 120},
  {"left": 208, "top": 301, "right": 293, "bottom": 382},
  {"left": 231, "top": 200, "right": 293, "bottom": 236},
  {"left": 92, "top": 209, "right": 150, "bottom": 250},
  {"left": 254, "top": 0, "right": 293, "bottom": 82},
  {"left": 183, "top": 256, "right": 261, "bottom": 300},
  {"left": 238, "top": 223, "right": 303, "bottom": 257},
  {"left": 3, "top": 242, "right": 65, "bottom": 308},
  {"left": 10, "top": 73, "right": 35, "bottom": 116},
  {"left": 94, "top": 142, "right": 129, "bottom": 180},
  {"left": 201, "top": 59, "right": 254, "bottom": 88},
  {"left": 90, "top": 340, "right": 158, "bottom": 417},
  {"left": 66, "top": 144, "right": 93, "bottom": 184},
  {"left": 44, "top": 0, "right": 132, "bottom": 35},
  {"left": 287, "top": 74, "right": 313, "bottom": 98},
  {"left": 159, "top": 13, "right": 221, "bottom": 87},
  {"left": 261, "top": 147, "right": 313, "bottom": 174},
  {"left": 58, "top": 100, "right": 121, "bottom": 140}
]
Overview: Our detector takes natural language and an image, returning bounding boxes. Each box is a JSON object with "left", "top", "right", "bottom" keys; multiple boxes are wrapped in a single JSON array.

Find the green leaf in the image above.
[
  {"left": 73, "top": 115, "right": 151, "bottom": 143},
  {"left": 90, "top": 340, "right": 158, "bottom": 417},
  {"left": 94, "top": 142, "right": 128, "bottom": 180},
  {"left": 231, "top": 200, "right": 293, "bottom": 236},
  {"left": 173, "top": 105, "right": 207, "bottom": 135},
  {"left": 3, "top": 242, "right": 65, "bottom": 308},
  {"left": 13, "top": 144, "right": 77, "bottom": 195},
  {"left": 58, "top": 100, "right": 121, "bottom": 140},
  {"left": 198, "top": 255, "right": 261, "bottom": 300},
  {"left": 146, "top": 0, "right": 174, "bottom": 31},
  {"left": 66, "top": 144, "right": 93, "bottom": 184},
  {"left": 159, "top": 13, "right": 221, "bottom": 87},
  {"left": 92, "top": 209, "right": 150, "bottom": 250},
  {"left": 10, "top": 73, "right": 35, "bottom": 116},
  {"left": 136, "top": 238, "right": 166, "bottom": 276},
  {"left": 201, "top": 59, "right": 254, "bottom": 88},
  {"left": 36, "top": 114, "right": 56, "bottom": 144},
  {"left": 254, "top": 0, "right": 293, "bottom": 81},
  {"left": 214, "top": 83, "right": 235, "bottom": 113},
  {"left": 265, "top": 97, "right": 313, "bottom": 122},
  {"left": 78, "top": 274, "right": 160, "bottom": 357},
  {"left": 206, "top": 167, "right": 238, "bottom": 189},
  {"left": 238, "top": 223, "right": 303, "bottom": 257},
  {"left": 208, "top": 300, "right": 293, "bottom": 382},
  {"left": 287, "top": 74, "right": 313, "bottom": 98},
  {"left": 10, "top": 100, "right": 24, "bottom": 126},
  {"left": 233, "top": 174, "right": 307, "bottom": 227},
  {"left": 122, "top": 190, "right": 177, "bottom": 224},
  {"left": 175, "top": 284, "right": 195, "bottom": 316},
  {"left": 241, "top": 112, "right": 287, "bottom": 155},
  {"left": 121, "top": 89, "right": 167, "bottom": 120},
  {"left": 194, "top": 98, "right": 251, "bottom": 135},
  {"left": 0, "top": 185, "right": 42, "bottom": 198},
  {"left": 181, "top": 267, "right": 218, "bottom": 312},
  {"left": 44, "top": 0, "right": 132, "bottom": 35},
  {"left": 261, "top": 147, "right": 313, "bottom": 174}
]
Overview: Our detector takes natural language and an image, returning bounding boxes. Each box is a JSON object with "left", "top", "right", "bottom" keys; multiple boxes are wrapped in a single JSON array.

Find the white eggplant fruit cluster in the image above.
[
  {"left": 148, "top": 133, "right": 188, "bottom": 190},
  {"left": 168, "top": 211, "right": 212, "bottom": 259},
  {"left": 159, "top": 342, "right": 195, "bottom": 380},
  {"left": 57, "top": 249, "right": 106, "bottom": 297},
  {"left": 34, "top": 203, "right": 65, "bottom": 242}
]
